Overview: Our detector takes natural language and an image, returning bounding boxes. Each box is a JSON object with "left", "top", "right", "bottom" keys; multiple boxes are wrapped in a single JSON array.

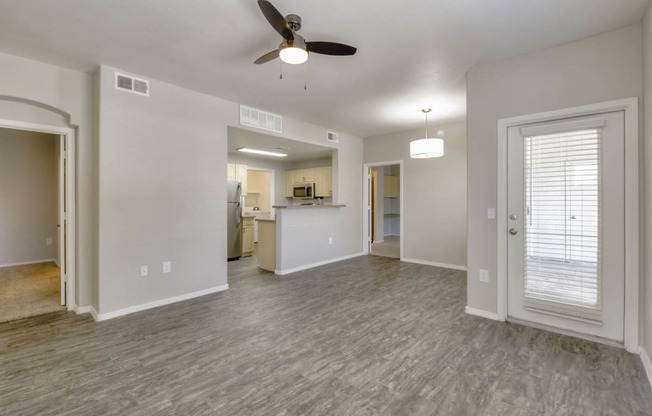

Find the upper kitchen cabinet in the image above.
[
  {"left": 285, "top": 166, "right": 332, "bottom": 198},
  {"left": 383, "top": 175, "right": 399, "bottom": 198},
  {"left": 314, "top": 167, "right": 332, "bottom": 197},
  {"left": 227, "top": 163, "right": 248, "bottom": 195}
]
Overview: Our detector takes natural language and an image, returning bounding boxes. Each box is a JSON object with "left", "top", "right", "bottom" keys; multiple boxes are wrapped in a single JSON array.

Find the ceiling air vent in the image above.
[
  {"left": 327, "top": 131, "right": 339, "bottom": 143},
  {"left": 240, "top": 105, "right": 282, "bottom": 134},
  {"left": 115, "top": 72, "right": 149, "bottom": 96}
]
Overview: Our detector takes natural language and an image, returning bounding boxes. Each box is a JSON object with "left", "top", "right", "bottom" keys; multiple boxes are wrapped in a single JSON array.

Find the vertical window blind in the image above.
[{"left": 523, "top": 127, "right": 602, "bottom": 322}]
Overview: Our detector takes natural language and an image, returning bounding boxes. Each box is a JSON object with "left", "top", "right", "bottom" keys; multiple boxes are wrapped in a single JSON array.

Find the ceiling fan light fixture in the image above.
[
  {"left": 410, "top": 108, "right": 445, "bottom": 159},
  {"left": 279, "top": 46, "right": 308, "bottom": 64}
]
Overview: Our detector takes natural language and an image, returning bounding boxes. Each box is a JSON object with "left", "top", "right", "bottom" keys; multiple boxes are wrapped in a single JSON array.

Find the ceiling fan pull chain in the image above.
[
  {"left": 304, "top": 59, "right": 308, "bottom": 90},
  {"left": 279, "top": 59, "right": 283, "bottom": 80}
]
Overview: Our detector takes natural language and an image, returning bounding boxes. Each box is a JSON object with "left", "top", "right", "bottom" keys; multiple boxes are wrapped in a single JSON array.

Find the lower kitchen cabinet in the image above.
[{"left": 241, "top": 217, "right": 255, "bottom": 257}]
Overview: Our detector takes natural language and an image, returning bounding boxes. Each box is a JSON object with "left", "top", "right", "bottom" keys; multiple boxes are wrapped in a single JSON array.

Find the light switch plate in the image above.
[
  {"left": 140, "top": 265, "right": 148, "bottom": 277},
  {"left": 479, "top": 269, "right": 489, "bottom": 283},
  {"left": 163, "top": 261, "right": 171, "bottom": 273},
  {"left": 487, "top": 208, "right": 496, "bottom": 219}
]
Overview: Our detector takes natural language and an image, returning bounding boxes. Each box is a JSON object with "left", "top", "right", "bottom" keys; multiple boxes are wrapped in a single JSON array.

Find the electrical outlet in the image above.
[
  {"left": 140, "top": 265, "right": 148, "bottom": 277},
  {"left": 487, "top": 208, "right": 496, "bottom": 219},
  {"left": 479, "top": 269, "right": 489, "bottom": 283},
  {"left": 163, "top": 261, "right": 171, "bottom": 273},
  {"left": 46, "top": 237, "right": 53, "bottom": 245},
  {"left": 328, "top": 237, "right": 333, "bottom": 245}
]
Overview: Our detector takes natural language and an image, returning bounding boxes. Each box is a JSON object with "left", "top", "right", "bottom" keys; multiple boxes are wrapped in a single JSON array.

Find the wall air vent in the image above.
[
  {"left": 240, "top": 105, "right": 282, "bottom": 134},
  {"left": 327, "top": 131, "right": 339, "bottom": 143},
  {"left": 115, "top": 72, "right": 149, "bottom": 96}
]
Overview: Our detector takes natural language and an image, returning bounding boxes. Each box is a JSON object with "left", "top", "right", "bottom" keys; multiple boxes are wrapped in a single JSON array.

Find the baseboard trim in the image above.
[
  {"left": 276, "top": 252, "right": 366, "bottom": 276},
  {"left": 0, "top": 258, "right": 57, "bottom": 268},
  {"left": 75, "top": 305, "right": 99, "bottom": 321},
  {"left": 374, "top": 239, "right": 385, "bottom": 243},
  {"left": 401, "top": 258, "right": 467, "bottom": 271},
  {"left": 640, "top": 347, "right": 652, "bottom": 388},
  {"left": 93, "top": 284, "right": 229, "bottom": 321},
  {"left": 465, "top": 306, "right": 503, "bottom": 321}
]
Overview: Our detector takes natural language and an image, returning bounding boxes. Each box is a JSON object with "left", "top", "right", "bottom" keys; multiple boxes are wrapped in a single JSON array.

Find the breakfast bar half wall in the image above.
[{"left": 258, "top": 204, "right": 365, "bottom": 275}]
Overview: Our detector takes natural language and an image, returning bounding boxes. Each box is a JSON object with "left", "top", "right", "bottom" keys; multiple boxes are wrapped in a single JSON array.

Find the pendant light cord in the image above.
[{"left": 422, "top": 108, "right": 432, "bottom": 139}]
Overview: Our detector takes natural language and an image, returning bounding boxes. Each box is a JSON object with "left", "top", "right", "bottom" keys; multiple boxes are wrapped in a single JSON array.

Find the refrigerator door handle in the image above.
[{"left": 237, "top": 202, "right": 241, "bottom": 225}]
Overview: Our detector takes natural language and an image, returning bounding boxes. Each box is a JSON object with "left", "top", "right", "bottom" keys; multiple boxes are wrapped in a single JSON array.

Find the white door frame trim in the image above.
[
  {"left": 0, "top": 118, "right": 77, "bottom": 311},
  {"left": 496, "top": 97, "right": 639, "bottom": 352},
  {"left": 362, "top": 160, "right": 404, "bottom": 259},
  {"left": 245, "top": 166, "right": 275, "bottom": 214}
]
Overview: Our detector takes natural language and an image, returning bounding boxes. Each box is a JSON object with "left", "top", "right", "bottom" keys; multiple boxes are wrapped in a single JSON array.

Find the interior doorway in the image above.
[
  {"left": 0, "top": 119, "right": 76, "bottom": 322},
  {"left": 0, "top": 128, "right": 64, "bottom": 321},
  {"left": 363, "top": 161, "right": 403, "bottom": 259}
]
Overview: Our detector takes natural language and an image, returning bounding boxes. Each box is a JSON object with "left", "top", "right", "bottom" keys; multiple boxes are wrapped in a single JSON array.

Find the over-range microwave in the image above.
[{"left": 293, "top": 182, "right": 315, "bottom": 199}]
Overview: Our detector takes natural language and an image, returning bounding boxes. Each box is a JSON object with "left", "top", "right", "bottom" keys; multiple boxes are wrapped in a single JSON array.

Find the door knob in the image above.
[
  {"left": 509, "top": 214, "right": 517, "bottom": 220},
  {"left": 509, "top": 228, "right": 518, "bottom": 235}
]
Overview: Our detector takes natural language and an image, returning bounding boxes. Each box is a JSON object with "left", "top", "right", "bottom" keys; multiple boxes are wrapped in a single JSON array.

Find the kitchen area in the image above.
[{"left": 226, "top": 126, "right": 345, "bottom": 275}]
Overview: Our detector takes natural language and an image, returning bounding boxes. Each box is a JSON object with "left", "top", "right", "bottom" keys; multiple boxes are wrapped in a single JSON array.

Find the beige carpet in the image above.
[
  {"left": 371, "top": 235, "right": 400, "bottom": 258},
  {"left": 0, "top": 262, "right": 65, "bottom": 323}
]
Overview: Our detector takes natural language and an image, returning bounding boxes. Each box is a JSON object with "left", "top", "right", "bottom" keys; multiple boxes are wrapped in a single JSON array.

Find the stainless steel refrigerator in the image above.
[{"left": 227, "top": 180, "right": 242, "bottom": 260}]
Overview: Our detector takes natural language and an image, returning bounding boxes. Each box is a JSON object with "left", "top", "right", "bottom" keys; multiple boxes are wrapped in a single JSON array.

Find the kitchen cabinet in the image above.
[
  {"left": 285, "top": 166, "right": 332, "bottom": 198},
  {"left": 314, "top": 167, "right": 332, "bottom": 197},
  {"left": 227, "top": 163, "right": 248, "bottom": 195},
  {"left": 383, "top": 175, "right": 399, "bottom": 198},
  {"left": 257, "top": 219, "right": 276, "bottom": 272},
  {"left": 241, "top": 216, "right": 255, "bottom": 257}
]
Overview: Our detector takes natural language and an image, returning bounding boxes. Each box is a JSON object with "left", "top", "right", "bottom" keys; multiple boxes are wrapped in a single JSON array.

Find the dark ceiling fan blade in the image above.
[
  {"left": 254, "top": 49, "right": 280, "bottom": 64},
  {"left": 306, "top": 41, "right": 357, "bottom": 56},
  {"left": 258, "top": 0, "right": 293, "bottom": 41}
]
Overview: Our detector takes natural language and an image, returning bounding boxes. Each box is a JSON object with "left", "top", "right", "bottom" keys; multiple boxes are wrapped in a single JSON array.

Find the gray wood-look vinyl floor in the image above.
[
  {"left": 1, "top": 255, "right": 651, "bottom": 415},
  {"left": 371, "top": 236, "right": 400, "bottom": 259}
]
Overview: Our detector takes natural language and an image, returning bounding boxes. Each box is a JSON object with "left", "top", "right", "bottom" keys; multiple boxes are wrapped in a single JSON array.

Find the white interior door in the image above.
[
  {"left": 58, "top": 135, "right": 66, "bottom": 306},
  {"left": 507, "top": 111, "right": 624, "bottom": 342}
]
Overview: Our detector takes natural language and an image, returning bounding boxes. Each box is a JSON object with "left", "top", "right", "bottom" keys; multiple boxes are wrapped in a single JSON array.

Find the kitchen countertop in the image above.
[
  {"left": 272, "top": 204, "right": 346, "bottom": 209},
  {"left": 256, "top": 217, "right": 276, "bottom": 223}
]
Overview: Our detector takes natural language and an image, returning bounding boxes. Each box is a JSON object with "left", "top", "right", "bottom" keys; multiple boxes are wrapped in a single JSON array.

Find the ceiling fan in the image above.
[{"left": 254, "top": 0, "right": 357, "bottom": 66}]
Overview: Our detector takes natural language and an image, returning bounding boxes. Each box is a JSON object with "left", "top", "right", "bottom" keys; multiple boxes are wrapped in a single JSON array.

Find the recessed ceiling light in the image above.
[{"left": 237, "top": 147, "right": 288, "bottom": 157}]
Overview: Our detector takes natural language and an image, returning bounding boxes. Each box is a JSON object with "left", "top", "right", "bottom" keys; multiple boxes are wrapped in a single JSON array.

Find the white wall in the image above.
[
  {"left": 96, "top": 64, "right": 363, "bottom": 315},
  {"left": 0, "top": 52, "right": 95, "bottom": 308},
  {"left": 0, "top": 129, "right": 57, "bottom": 265},
  {"left": 364, "top": 119, "right": 467, "bottom": 268},
  {"left": 642, "top": 5, "right": 652, "bottom": 362},
  {"left": 466, "top": 25, "right": 643, "bottom": 314},
  {"left": 96, "top": 65, "right": 233, "bottom": 314}
]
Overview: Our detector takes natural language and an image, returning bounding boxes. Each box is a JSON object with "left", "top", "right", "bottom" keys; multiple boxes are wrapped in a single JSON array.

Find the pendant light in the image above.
[{"left": 410, "top": 109, "right": 444, "bottom": 159}]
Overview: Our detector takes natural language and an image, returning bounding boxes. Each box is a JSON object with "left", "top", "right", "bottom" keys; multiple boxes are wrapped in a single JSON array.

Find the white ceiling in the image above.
[
  {"left": 0, "top": 0, "right": 647, "bottom": 137},
  {"left": 228, "top": 126, "right": 333, "bottom": 162}
]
